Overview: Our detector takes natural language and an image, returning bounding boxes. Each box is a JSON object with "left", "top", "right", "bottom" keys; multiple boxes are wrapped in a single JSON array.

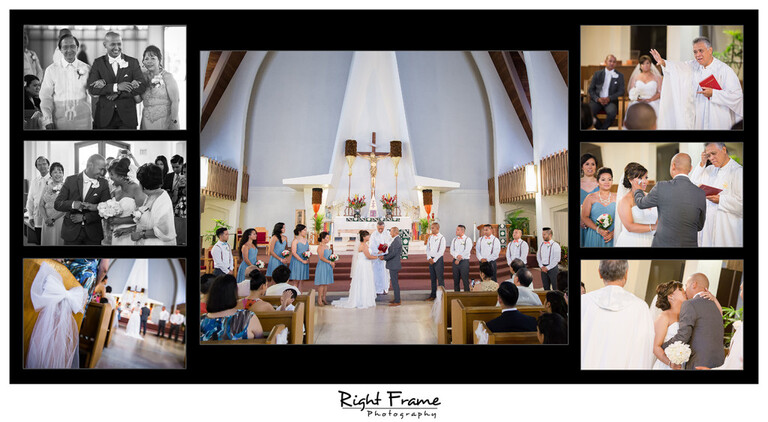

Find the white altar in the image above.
[{"left": 333, "top": 216, "right": 412, "bottom": 240}]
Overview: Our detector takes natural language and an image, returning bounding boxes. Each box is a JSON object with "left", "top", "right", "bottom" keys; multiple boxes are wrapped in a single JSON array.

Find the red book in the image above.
[
  {"left": 699, "top": 74, "right": 722, "bottom": 90},
  {"left": 700, "top": 184, "right": 723, "bottom": 196},
  {"left": 378, "top": 244, "right": 388, "bottom": 253}
]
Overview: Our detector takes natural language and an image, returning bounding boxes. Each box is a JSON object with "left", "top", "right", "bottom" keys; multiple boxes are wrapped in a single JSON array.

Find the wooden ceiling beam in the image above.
[
  {"left": 200, "top": 51, "right": 247, "bottom": 132},
  {"left": 550, "top": 51, "right": 568, "bottom": 87}
]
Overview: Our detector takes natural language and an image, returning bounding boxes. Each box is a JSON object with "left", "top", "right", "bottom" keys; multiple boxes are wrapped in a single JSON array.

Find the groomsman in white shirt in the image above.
[
  {"left": 168, "top": 309, "right": 185, "bottom": 342},
  {"left": 505, "top": 229, "right": 529, "bottom": 271},
  {"left": 475, "top": 225, "right": 500, "bottom": 281},
  {"left": 157, "top": 306, "right": 170, "bottom": 338},
  {"left": 211, "top": 227, "right": 234, "bottom": 276},
  {"left": 537, "top": 227, "right": 561, "bottom": 290},
  {"left": 425, "top": 223, "right": 446, "bottom": 301},
  {"left": 450, "top": 225, "right": 473, "bottom": 292},
  {"left": 25, "top": 156, "right": 50, "bottom": 245}
]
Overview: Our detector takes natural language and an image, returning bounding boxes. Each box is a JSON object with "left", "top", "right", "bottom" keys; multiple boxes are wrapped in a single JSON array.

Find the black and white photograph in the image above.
[
  {"left": 23, "top": 25, "right": 186, "bottom": 130},
  {"left": 24, "top": 140, "right": 188, "bottom": 246},
  {"left": 23, "top": 258, "right": 187, "bottom": 369}
]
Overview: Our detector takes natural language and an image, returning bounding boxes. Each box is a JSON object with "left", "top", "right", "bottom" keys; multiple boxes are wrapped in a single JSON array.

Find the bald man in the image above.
[
  {"left": 662, "top": 273, "right": 724, "bottom": 369},
  {"left": 587, "top": 54, "right": 625, "bottom": 129},
  {"left": 54, "top": 154, "right": 111, "bottom": 244},
  {"left": 633, "top": 153, "right": 706, "bottom": 247},
  {"left": 623, "top": 102, "right": 657, "bottom": 130}
]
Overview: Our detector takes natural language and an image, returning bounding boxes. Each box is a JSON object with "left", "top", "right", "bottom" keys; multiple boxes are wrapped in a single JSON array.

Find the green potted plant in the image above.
[
  {"left": 505, "top": 209, "right": 530, "bottom": 235},
  {"left": 419, "top": 217, "right": 430, "bottom": 242},
  {"left": 311, "top": 214, "right": 324, "bottom": 244},
  {"left": 713, "top": 29, "right": 743, "bottom": 77},
  {"left": 558, "top": 245, "right": 568, "bottom": 270},
  {"left": 203, "top": 218, "right": 231, "bottom": 247},
  {"left": 722, "top": 305, "right": 743, "bottom": 347}
]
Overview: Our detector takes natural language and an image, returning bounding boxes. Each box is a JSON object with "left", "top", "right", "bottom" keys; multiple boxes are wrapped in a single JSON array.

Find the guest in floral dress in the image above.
[
  {"left": 139, "top": 45, "right": 180, "bottom": 130},
  {"left": 200, "top": 274, "right": 262, "bottom": 341}
]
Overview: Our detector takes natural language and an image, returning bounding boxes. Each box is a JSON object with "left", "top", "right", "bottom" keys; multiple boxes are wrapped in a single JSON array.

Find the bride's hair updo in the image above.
[
  {"left": 655, "top": 280, "right": 684, "bottom": 310},
  {"left": 638, "top": 54, "right": 652, "bottom": 67},
  {"left": 359, "top": 230, "right": 369, "bottom": 241},
  {"left": 108, "top": 157, "right": 131, "bottom": 179},
  {"left": 622, "top": 162, "right": 648, "bottom": 189}
]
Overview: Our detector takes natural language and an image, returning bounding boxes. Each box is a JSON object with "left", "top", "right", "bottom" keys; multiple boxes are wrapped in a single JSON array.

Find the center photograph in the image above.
[{"left": 198, "top": 51, "right": 570, "bottom": 345}]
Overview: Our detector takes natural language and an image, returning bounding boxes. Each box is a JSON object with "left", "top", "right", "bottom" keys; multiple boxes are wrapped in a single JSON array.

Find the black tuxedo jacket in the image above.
[
  {"left": 140, "top": 306, "right": 151, "bottom": 322},
  {"left": 87, "top": 54, "right": 146, "bottom": 129},
  {"left": 163, "top": 172, "right": 175, "bottom": 191},
  {"left": 588, "top": 69, "right": 625, "bottom": 104},
  {"left": 54, "top": 173, "right": 111, "bottom": 243},
  {"left": 486, "top": 309, "right": 537, "bottom": 333},
  {"left": 634, "top": 175, "right": 706, "bottom": 248}
]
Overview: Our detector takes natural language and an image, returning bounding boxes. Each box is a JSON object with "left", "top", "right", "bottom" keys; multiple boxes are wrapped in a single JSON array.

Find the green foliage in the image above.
[
  {"left": 313, "top": 214, "right": 324, "bottom": 234},
  {"left": 722, "top": 306, "right": 744, "bottom": 346},
  {"left": 729, "top": 154, "right": 742, "bottom": 166},
  {"left": 505, "top": 209, "right": 530, "bottom": 234},
  {"left": 204, "top": 218, "right": 231, "bottom": 246},
  {"left": 559, "top": 245, "right": 568, "bottom": 268},
  {"left": 419, "top": 217, "right": 430, "bottom": 235},
  {"left": 713, "top": 29, "right": 743, "bottom": 77}
]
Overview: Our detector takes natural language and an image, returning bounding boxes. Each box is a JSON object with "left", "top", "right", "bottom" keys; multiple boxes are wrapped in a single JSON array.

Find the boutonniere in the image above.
[
  {"left": 76, "top": 68, "right": 87, "bottom": 79},
  {"left": 90, "top": 180, "right": 100, "bottom": 189},
  {"left": 118, "top": 59, "right": 129, "bottom": 69}
]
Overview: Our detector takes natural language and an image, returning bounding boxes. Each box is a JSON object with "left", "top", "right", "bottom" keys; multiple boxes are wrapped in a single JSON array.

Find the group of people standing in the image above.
[
  {"left": 24, "top": 27, "right": 180, "bottom": 130},
  {"left": 25, "top": 151, "right": 185, "bottom": 246}
]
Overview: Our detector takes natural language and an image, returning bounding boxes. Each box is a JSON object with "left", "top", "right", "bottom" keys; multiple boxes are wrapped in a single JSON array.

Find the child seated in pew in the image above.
[
  {"left": 486, "top": 282, "right": 537, "bottom": 333},
  {"left": 536, "top": 312, "right": 567, "bottom": 344},
  {"left": 277, "top": 289, "right": 296, "bottom": 311},
  {"left": 240, "top": 269, "right": 277, "bottom": 313}
]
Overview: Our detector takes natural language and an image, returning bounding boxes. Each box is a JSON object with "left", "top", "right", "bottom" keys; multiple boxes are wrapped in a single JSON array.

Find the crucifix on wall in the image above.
[{"left": 358, "top": 132, "right": 390, "bottom": 217}]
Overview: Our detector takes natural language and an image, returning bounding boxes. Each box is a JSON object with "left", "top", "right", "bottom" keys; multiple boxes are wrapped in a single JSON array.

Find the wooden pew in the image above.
[
  {"left": 104, "top": 308, "right": 118, "bottom": 348},
  {"left": 473, "top": 320, "right": 540, "bottom": 345},
  {"left": 261, "top": 289, "right": 316, "bottom": 344},
  {"left": 251, "top": 302, "right": 304, "bottom": 344},
  {"left": 450, "top": 299, "right": 544, "bottom": 344},
  {"left": 535, "top": 290, "right": 548, "bottom": 305},
  {"left": 201, "top": 324, "right": 287, "bottom": 344},
  {"left": 23, "top": 259, "right": 84, "bottom": 367},
  {"left": 79, "top": 302, "right": 113, "bottom": 368},
  {"left": 435, "top": 286, "right": 498, "bottom": 344}
]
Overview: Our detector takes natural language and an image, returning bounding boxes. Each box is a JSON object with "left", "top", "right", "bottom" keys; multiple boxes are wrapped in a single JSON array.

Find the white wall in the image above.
[
  {"left": 682, "top": 260, "right": 724, "bottom": 296},
  {"left": 591, "top": 142, "right": 659, "bottom": 181},
  {"left": 666, "top": 26, "right": 701, "bottom": 62},
  {"left": 581, "top": 26, "right": 631, "bottom": 65},
  {"left": 581, "top": 259, "right": 651, "bottom": 300},
  {"left": 106, "top": 259, "right": 186, "bottom": 311}
]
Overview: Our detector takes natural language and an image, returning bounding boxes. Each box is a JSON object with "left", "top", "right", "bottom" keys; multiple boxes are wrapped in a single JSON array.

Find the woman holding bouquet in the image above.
[
  {"left": 38, "top": 162, "right": 66, "bottom": 246},
  {"left": 314, "top": 231, "right": 335, "bottom": 306},
  {"left": 236, "top": 228, "right": 258, "bottom": 284},
  {"left": 266, "top": 222, "right": 289, "bottom": 281},
  {"left": 581, "top": 167, "right": 616, "bottom": 247},
  {"left": 108, "top": 158, "right": 147, "bottom": 246},
  {"left": 288, "top": 224, "right": 310, "bottom": 293}
]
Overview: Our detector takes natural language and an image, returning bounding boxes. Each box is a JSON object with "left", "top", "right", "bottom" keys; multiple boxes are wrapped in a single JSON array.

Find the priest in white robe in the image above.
[
  {"left": 581, "top": 260, "right": 655, "bottom": 369},
  {"left": 651, "top": 37, "right": 743, "bottom": 130},
  {"left": 688, "top": 142, "right": 743, "bottom": 247},
  {"left": 369, "top": 221, "right": 392, "bottom": 294}
]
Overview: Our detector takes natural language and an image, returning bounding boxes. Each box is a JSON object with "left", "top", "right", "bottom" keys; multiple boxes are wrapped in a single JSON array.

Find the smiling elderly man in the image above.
[{"left": 39, "top": 33, "right": 92, "bottom": 129}]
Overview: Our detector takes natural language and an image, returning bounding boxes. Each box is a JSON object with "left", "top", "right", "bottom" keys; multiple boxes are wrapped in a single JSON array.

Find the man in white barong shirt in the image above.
[
  {"left": 651, "top": 37, "right": 743, "bottom": 130},
  {"left": 688, "top": 142, "right": 743, "bottom": 247},
  {"left": 581, "top": 260, "right": 654, "bottom": 369},
  {"left": 369, "top": 221, "right": 392, "bottom": 294},
  {"left": 25, "top": 156, "right": 50, "bottom": 245},
  {"left": 39, "top": 33, "right": 92, "bottom": 130}
]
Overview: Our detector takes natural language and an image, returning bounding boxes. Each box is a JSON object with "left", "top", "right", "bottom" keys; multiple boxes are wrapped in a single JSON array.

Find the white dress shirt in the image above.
[
  {"left": 211, "top": 240, "right": 234, "bottom": 273},
  {"left": 109, "top": 54, "right": 124, "bottom": 92},
  {"left": 599, "top": 68, "right": 615, "bottom": 98},
  {"left": 159, "top": 310, "right": 170, "bottom": 322},
  {"left": 450, "top": 235, "right": 473, "bottom": 261},
  {"left": 169, "top": 313, "right": 185, "bottom": 325},
  {"left": 265, "top": 283, "right": 300, "bottom": 297},
  {"left": 426, "top": 233, "right": 446, "bottom": 262},
  {"left": 26, "top": 173, "right": 50, "bottom": 227},
  {"left": 81, "top": 172, "right": 99, "bottom": 201},
  {"left": 476, "top": 235, "right": 500, "bottom": 261},
  {"left": 505, "top": 239, "right": 529, "bottom": 266},
  {"left": 537, "top": 240, "right": 561, "bottom": 271}
]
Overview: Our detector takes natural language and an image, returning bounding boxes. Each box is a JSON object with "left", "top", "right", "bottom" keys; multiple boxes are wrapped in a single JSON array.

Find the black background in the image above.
[{"left": 9, "top": 9, "right": 758, "bottom": 384}]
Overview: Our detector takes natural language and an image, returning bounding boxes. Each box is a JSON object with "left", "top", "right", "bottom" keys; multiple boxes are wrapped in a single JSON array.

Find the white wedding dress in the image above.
[
  {"left": 627, "top": 80, "right": 660, "bottom": 116},
  {"left": 653, "top": 321, "right": 679, "bottom": 370},
  {"left": 112, "top": 196, "right": 137, "bottom": 245},
  {"left": 124, "top": 307, "right": 144, "bottom": 340},
  {"left": 333, "top": 251, "right": 377, "bottom": 309},
  {"left": 615, "top": 206, "right": 658, "bottom": 247}
]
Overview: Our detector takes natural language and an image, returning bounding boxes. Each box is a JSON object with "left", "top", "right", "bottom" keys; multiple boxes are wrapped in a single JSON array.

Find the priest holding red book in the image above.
[{"left": 650, "top": 36, "right": 743, "bottom": 130}]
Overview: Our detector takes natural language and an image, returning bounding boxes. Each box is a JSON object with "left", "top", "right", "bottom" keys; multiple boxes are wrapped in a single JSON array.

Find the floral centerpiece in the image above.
[
  {"left": 97, "top": 199, "right": 122, "bottom": 219},
  {"left": 595, "top": 213, "right": 613, "bottom": 230},
  {"left": 665, "top": 341, "right": 692, "bottom": 366},
  {"left": 381, "top": 194, "right": 397, "bottom": 218},
  {"left": 348, "top": 194, "right": 366, "bottom": 218}
]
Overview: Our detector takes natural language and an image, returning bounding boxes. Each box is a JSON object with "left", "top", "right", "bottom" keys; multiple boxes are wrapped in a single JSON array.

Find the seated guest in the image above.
[
  {"left": 200, "top": 273, "right": 216, "bottom": 314},
  {"left": 504, "top": 258, "right": 527, "bottom": 283},
  {"left": 544, "top": 290, "right": 568, "bottom": 321},
  {"left": 24, "top": 75, "right": 41, "bottom": 111},
  {"left": 536, "top": 312, "right": 568, "bottom": 344},
  {"left": 513, "top": 268, "right": 542, "bottom": 306},
  {"left": 239, "top": 269, "right": 275, "bottom": 313},
  {"left": 587, "top": 54, "right": 625, "bottom": 130},
  {"left": 277, "top": 288, "right": 297, "bottom": 312},
  {"left": 471, "top": 261, "right": 499, "bottom": 292},
  {"left": 200, "top": 274, "right": 263, "bottom": 340},
  {"left": 486, "top": 282, "right": 537, "bottom": 333},
  {"left": 265, "top": 265, "right": 300, "bottom": 296},
  {"left": 623, "top": 102, "right": 657, "bottom": 130}
]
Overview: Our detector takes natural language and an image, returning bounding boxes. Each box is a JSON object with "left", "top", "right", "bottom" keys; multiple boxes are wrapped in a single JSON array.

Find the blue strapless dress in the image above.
[
  {"left": 314, "top": 248, "right": 334, "bottom": 286},
  {"left": 237, "top": 247, "right": 259, "bottom": 283},
  {"left": 266, "top": 237, "right": 287, "bottom": 277},
  {"left": 288, "top": 241, "right": 310, "bottom": 280},
  {"left": 583, "top": 200, "right": 616, "bottom": 248},
  {"left": 581, "top": 186, "right": 599, "bottom": 247}
]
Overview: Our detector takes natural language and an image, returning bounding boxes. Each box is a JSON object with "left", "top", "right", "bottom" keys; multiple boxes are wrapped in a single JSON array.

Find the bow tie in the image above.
[
  {"left": 543, "top": 241, "right": 550, "bottom": 245},
  {"left": 485, "top": 236, "right": 491, "bottom": 240},
  {"left": 108, "top": 56, "right": 122, "bottom": 65}
]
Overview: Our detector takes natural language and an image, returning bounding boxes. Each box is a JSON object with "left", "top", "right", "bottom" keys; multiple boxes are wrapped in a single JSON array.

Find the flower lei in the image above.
[{"left": 150, "top": 71, "right": 165, "bottom": 89}]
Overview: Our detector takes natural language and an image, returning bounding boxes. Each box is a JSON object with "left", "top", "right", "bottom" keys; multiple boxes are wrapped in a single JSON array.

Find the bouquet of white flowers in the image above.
[
  {"left": 328, "top": 254, "right": 339, "bottom": 262},
  {"left": 665, "top": 341, "right": 692, "bottom": 366},
  {"left": 97, "top": 199, "right": 122, "bottom": 219},
  {"left": 595, "top": 213, "right": 613, "bottom": 230},
  {"left": 629, "top": 87, "right": 640, "bottom": 101},
  {"left": 254, "top": 260, "right": 266, "bottom": 269},
  {"left": 302, "top": 250, "right": 312, "bottom": 260},
  {"left": 281, "top": 249, "right": 290, "bottom": 258}
]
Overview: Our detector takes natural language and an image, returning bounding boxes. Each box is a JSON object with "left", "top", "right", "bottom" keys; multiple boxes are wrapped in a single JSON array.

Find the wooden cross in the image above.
[{"left": 357, "top": 132, "right": 391, "bottom": 217}]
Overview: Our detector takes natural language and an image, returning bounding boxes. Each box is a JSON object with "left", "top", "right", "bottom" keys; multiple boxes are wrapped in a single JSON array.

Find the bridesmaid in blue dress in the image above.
[
  {"left": 313, "top": 231, "right": 335, "bottom": 306},
  {"left": 266, "top": 222, "right": 290, "bottom": 281},
  {"left": 236, "top": 228, "right": 258, "bottom": 284},
  {"left": 581, "top": 167, "right": 617, "bottom": 247},
  {"left": 288, "top": 224, "right": 310, "bottom": 293},
  {"left": 580, "top": 153, "right": 599, "bottom": 247}
]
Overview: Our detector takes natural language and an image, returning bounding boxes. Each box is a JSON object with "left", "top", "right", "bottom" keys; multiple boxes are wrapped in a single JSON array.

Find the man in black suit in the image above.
[
  {"left": 380, "top": 226, "right": 403, "bottom": 306},
  {"left": 486, "top": 282, "right": 537, "bottom": 333},
  {"left": 634, "top": 153, "right": 706, "bottom": 247},
  {"left": 87, "top": 32, "right": 146, "bottom": 129},
  {"left": 54, "top": 154, "right": 110, "bottom": 245},
  {"left": 163, "top": 155, "right": 185, "bottom": 207},
  {"left": 140, "top": 303, "right": 151, "bottom": 336},
  {"left": 587, "top": 54, "right": 625, "bottom": 130}
]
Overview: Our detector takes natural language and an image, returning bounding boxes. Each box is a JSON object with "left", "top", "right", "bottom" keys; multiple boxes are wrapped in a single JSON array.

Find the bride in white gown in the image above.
[
  {"left": 124, "top": 303, "right": 144, "bottom": 340},
  {"left": 333, "top": 230, "right": 380, "bottom": 309},
  {"left": 108, "top": 158, "right": 147, "bottom": 245},
  {"left": 614, "top": 163, "right": 658, "bottom": 247},
  {"left": 626, "top": 55, "right": 663, "bottom": 117}
]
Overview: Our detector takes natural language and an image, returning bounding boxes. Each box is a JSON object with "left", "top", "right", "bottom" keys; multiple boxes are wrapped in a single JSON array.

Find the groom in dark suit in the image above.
[
  {"left": 588, "top": 54, "right": 625, "bottom": 130},
  {"left": 662, "top": 273, "right": 724, "bottom": 369},
  {"left": 54, "top": 154, "right": 110, "bottom": 245},
  {"left": 634, "top": 153, "right": 706, "bottom": 247},
  {"left": 87, "top": 32, "right": 146, "bottom": 129},
  {"left": 380, "top": 226, "right": 403, "bottom": 306}
]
